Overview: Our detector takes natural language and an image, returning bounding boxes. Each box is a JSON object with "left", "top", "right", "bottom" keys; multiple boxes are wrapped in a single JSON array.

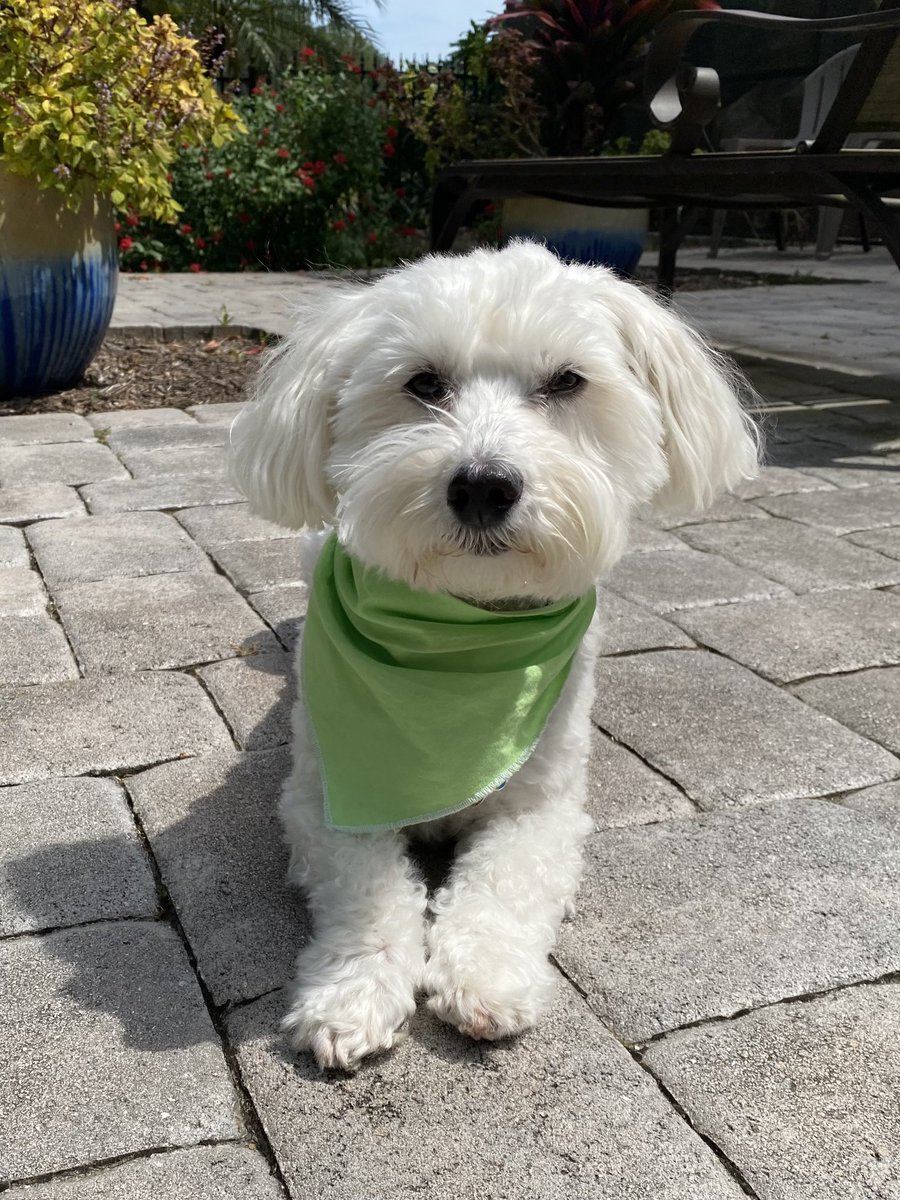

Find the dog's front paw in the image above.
[
  {"left": 283, "top": 946, "right": 418, "bottom": 1071},
  {"left": 423, "top": 937, "right": 557, "bottom": 1042}
]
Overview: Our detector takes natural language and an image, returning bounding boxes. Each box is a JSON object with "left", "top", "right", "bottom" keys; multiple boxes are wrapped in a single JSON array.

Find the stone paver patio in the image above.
[{"left": 1, "top": 258, "right": 900, "bottom": 1197}]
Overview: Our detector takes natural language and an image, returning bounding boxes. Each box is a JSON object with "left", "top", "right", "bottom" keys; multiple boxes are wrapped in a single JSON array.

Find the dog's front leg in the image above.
[
  {"left": 280, "top": 772, "right": 427, "bottom": 1070},
  {"left": 424, "top": 789, "right": 593, "bottom": 1042}
]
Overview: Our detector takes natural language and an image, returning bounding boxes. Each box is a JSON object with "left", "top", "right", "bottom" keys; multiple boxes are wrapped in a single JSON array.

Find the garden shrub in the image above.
[{"left": 119, "top": 51, "right": 428, "bottom": 272}]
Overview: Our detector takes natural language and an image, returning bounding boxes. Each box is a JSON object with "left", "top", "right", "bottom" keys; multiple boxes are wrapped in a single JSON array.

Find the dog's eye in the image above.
[
  {"left": 405, "top": 372, "right": 450, "bottom": 404},
  {"left": 546, "top": 370, "right": 584, "bottom": 396}
]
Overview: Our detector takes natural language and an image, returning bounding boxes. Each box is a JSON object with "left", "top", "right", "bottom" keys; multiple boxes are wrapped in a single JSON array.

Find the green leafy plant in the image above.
[
  {"left": 0, "top": 0, "right": 244, "bottom": 221},
  {"left": 118, "top": 54, "right": 426, "bottom": 271}
]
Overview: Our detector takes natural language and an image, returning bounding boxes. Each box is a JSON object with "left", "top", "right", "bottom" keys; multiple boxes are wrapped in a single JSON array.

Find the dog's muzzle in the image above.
[{"left": 446, "top": 462, "right": 523, "bottom": 530}]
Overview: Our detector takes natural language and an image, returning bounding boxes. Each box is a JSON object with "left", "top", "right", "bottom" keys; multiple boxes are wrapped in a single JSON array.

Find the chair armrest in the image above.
[{"left": 646, "top": 4, "right": 900, "bottom": 154}]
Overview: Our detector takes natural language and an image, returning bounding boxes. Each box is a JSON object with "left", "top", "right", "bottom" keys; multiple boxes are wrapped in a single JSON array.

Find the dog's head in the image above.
[{"left": 230, "top": 242, "right": 759, "bottom": 603}]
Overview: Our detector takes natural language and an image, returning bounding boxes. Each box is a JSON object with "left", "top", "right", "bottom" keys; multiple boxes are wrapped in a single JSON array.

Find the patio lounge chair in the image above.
[{"left": 430, "top": 3, "right": 900, "bottom": 294}]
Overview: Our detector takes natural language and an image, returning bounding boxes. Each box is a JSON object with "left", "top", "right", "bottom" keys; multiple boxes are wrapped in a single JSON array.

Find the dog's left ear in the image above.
[
  {"left": 229, "top": 285, "right": 369, "bottom": 529},
  {"left": 603, "top": 277, "right": 761, "bottom": 515}
]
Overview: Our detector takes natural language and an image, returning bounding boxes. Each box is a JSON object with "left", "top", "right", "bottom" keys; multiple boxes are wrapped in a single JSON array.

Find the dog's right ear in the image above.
[{"left": 229, "top": 286, "right": 366, "bottom": 529}]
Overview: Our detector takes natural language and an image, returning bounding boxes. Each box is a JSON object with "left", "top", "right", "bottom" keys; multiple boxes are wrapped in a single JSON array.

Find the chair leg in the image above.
[
  {"left": 839, "top": 184, "right": 900, "bottom": 273},
  {"left": 771, "top": 212, "right": 786, "bottom": 252},
  {"left": 708, "top": 210, "right": 726, "bottom": 259},
  {"left": 815, "top": 207, "right": 843, "bottom": 259},
  {"left": 860, "top": 212, "right": 871, "bottom": 253},
  {"left": 657, "top": 207, "right": 679, "bottom": 300}
]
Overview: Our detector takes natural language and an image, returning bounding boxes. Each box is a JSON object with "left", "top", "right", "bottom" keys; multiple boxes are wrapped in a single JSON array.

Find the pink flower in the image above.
[
  {"left": 300, "top": 47, "right": 315, "bottom": 59},
  {"left": 189, "top": 263, "right": 202, "bottom": 272},
  {"left": 118, "top": 236, "right": 133, "bottom": 251},
  {"left": 180, "top": 224, "right": 192, "bottom": 234},
  {"left": 276, "top": 148, "right": 290, "bottom": 159},
  {"left": 333, "top": 152, "right": 348, "bottom": 165}
]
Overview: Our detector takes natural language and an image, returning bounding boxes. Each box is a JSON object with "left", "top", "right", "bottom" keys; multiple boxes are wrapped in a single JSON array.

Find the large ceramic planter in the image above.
[
  {"left": 502, "top": 197, "right": 648, "bottom": 276},
  {"left": 0, "top": 167, "right": 118, "bottom": 402}
]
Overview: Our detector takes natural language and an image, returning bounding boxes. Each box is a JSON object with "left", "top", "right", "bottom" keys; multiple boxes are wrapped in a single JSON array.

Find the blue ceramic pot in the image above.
[
  {"left": 0, "top": 168, "right": 118, "bottom": 403},
  {"left": 502, "top": 197, "right": 648, "bottom": 276}
]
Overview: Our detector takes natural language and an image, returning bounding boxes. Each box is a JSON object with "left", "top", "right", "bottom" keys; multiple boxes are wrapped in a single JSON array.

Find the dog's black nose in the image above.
[{"left": 447, "top": 463, "right": 523, "bottom": 528}]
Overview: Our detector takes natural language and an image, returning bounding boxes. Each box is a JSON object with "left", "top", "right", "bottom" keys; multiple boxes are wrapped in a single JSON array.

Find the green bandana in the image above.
[{"left": 302, "top": 535, "right": 596, "bottom": 832}]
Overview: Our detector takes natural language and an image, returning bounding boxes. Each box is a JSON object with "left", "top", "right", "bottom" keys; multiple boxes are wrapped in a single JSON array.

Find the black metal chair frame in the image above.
[{"left": 430, "top": 4, "right": 900, "bottom": 295}]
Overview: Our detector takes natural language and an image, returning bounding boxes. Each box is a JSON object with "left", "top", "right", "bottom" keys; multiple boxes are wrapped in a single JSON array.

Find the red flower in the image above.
[
  {"left": 195, "top": 236, "right": 206, "bottom": 249},
  {"left": 126, "top": 213, "right": 140, "bottom": 227},
  {"left": 251, "top": 85, "right": 263, "bottom": 95},
  {"left": 333, "top": 152, "right": 348, "bottom": 165},
  {"left": 383, "top": 143, "right": 396, "bottom": 157},
  {"left": 346, "top": 211, "right": 357, "bottom": 223},
  {"left": 237, "top": 212, "right": 250, "bottom": 224},
  {"left": 400, "top": 226, "right": 417, "bottom": 237},
  {"left": 312, "top": 160, "right": 327, "bottom": 176},
  {"left": 114, "top": 221, "right": 122, "bottom": 234},
  {"left": 206, "top": 171, "right": 214, "bottom": 180},
  {"left": 139, "top": 260, "right": 148, "bottom": 271},
  {"left": 394, "top": 186, "right": 407, "bottom": 199},
  {"left": 276, "top": 148, "right": 290, "bottom": 159},
  {"left": 386, "top": 126, "right": 398, "bottom": 139},
  {"left": 189, "top": 263, "right": 202, "bottom": 272},
  {"left": 276, "top": 104, "right": 285, "bottom": 113},
  {"left": 246, "top": 239, "right": 257, "bottom": 251},
  {"left": 300, "top": 47, "right": 315, "bottom": 59},
  {"left": 367, "top": 232, "right": 378, "bottom": 244},
  {"left": 295, "top": 170, "right": 314, "bottom": 189},
  {"left": 333, "top": 219, "right": 346, "bottom": 232},
  {"left": 166, "top": 172, "right": 173, "bottom": 182},
  {"left": 180, "top": 223, "right": 192, "bottom": 234},
  {"left": 118, "top": 236, "right": 133, "bottom": 251}
]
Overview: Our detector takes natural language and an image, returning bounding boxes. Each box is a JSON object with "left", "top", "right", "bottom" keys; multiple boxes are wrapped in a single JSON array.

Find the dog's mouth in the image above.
[{"left": 459, "top": 531, "right": 511, "bottom": 557}]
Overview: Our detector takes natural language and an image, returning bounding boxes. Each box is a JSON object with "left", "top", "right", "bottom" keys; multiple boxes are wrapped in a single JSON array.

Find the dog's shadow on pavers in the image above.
[{"left": 6, "top": 637, "right": 460, "bottom": 1057}]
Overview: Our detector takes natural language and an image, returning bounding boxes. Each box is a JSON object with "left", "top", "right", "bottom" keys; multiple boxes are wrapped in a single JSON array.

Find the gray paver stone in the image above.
[
  {"left": 0, "top": 442, "right": 129, "bottom": 488},
  {"left": 659, "top": 493, "right": 770, "bottom": 527},
  {"left": 792, "top": 666, "right": 900, "bottom": 755},
  {"left": 0, "top": 526, "right": 27, "bottom": 568},
  {"left": 0, "top": 569, "right": 47, "bottom": 617},
  {"left": 588, "top": 729, "right": 695, "bottom": 828},
  {"left": 603, "top": 547, "right": 789, "bottom": 614},
  {"left": 756, "top": 486, "right": 900, "bottom": 534},
  {"left": 730, "top": 465, "right": 834, "bottom": 499},
  {"left": 82, "top": 475, "right": 243, "bottom": 514},
  {"left": 0, "top": 922, "right": 239, "bottom": 1181},
  {"left": 0, "top": 484, "right": 85, "bottom": 524},
  {"left": 0, "top": 615, "right": 78, "bottom": 685},
  {"left": 595, "top": 587, "right": 694, "bottom": 655},
  {"left": 2, "top": 1145, "right": 284, "bottom": 1200},
  {"left": 0, "top": 672, "right": 231, "bottom": 786},
  {"left": 557, "top": 799, "right": 900, "bottom": 1043},
  {"left": 175, "top": 502, "right": 291, "bottom": 550},
  {"left": 593, "top": 650, "right": 900, "bottom": 807},
  {"left": 0, "top": 413, "right": 93, "bottom": 446},
  {"left": 846, "top": 525, "right": 900, "bottom": 559},
  {"left": 0, "top": 777, "right": 157, "bottom": 936},
  {"left": 680, "top": 516, "right": 900, "bottom": 592},
  {"left": 116, "top": 446, "right": 228, "bottom": 480},
  {"left": 770, "top": 443, "right": 900, "bottom": 490},
  {"left": 27, "top": 511, "right": 213, "bottom": 587},
  {"left": 55, "top": 573, "right": 275, "bottom": 673},
  {"left": 197, "top": 652, "right": 294, "bottom": 750},
  {"left": 106, "top": 425, "right": 225, "bottom": 455},
  {"left": 126, "top": 747, "right": 305, "bottom": 1007},
  {"left": 188, "top": 401, "right": 249, "bottom": 425},
  {"left": 841, "top": 779, "right": 900, "bottom": 830},
  {"left": 86, "top": 407, "right": 198, "bottom": 431},
  {"left": 229, "top": 985, "right": 745, "bottom": 1200},
  {"left": 643, "top": 984, "right": 900, "bottom": 1200},
  {"left": 247, "top": 585, "right": 308, "bottom": 649},
  {"left": 674, "top": 589, "right": 900, "bottom": 683},
  {"left": 212, "top": 537, "right": 304, "bottom": 593},
  {"left": 625, "top": 520, "right": 686, "bottom": 552}
]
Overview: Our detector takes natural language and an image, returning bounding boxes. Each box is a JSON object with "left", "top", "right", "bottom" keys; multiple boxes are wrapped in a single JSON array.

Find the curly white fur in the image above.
[{"left": 230, "top": 242, "right": 759, "bottom": 1070}]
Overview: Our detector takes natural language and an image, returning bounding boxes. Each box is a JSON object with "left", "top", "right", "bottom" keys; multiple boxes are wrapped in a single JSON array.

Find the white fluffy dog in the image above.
[{"left": 230, "top": 241, "right": 759, "bottom": 1071}]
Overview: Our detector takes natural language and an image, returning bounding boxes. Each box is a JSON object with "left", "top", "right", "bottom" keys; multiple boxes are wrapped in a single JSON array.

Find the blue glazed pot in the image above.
[
  {"left": 502, "top": 198, "right": 648, "bottom": 276},
  {"left": 0, "top": 168, "right": 118, "bottom": 403}
]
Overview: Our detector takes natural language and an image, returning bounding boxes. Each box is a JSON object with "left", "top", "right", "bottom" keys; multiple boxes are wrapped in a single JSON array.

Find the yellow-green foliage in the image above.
[{"left": 0, "top": 0, "right": 245, "bottom": 222}]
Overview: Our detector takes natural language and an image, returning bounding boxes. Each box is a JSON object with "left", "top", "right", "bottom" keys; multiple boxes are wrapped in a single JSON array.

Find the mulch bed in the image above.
[{"left": 0, "top": 335, "right": 266, "bottom": 417}]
